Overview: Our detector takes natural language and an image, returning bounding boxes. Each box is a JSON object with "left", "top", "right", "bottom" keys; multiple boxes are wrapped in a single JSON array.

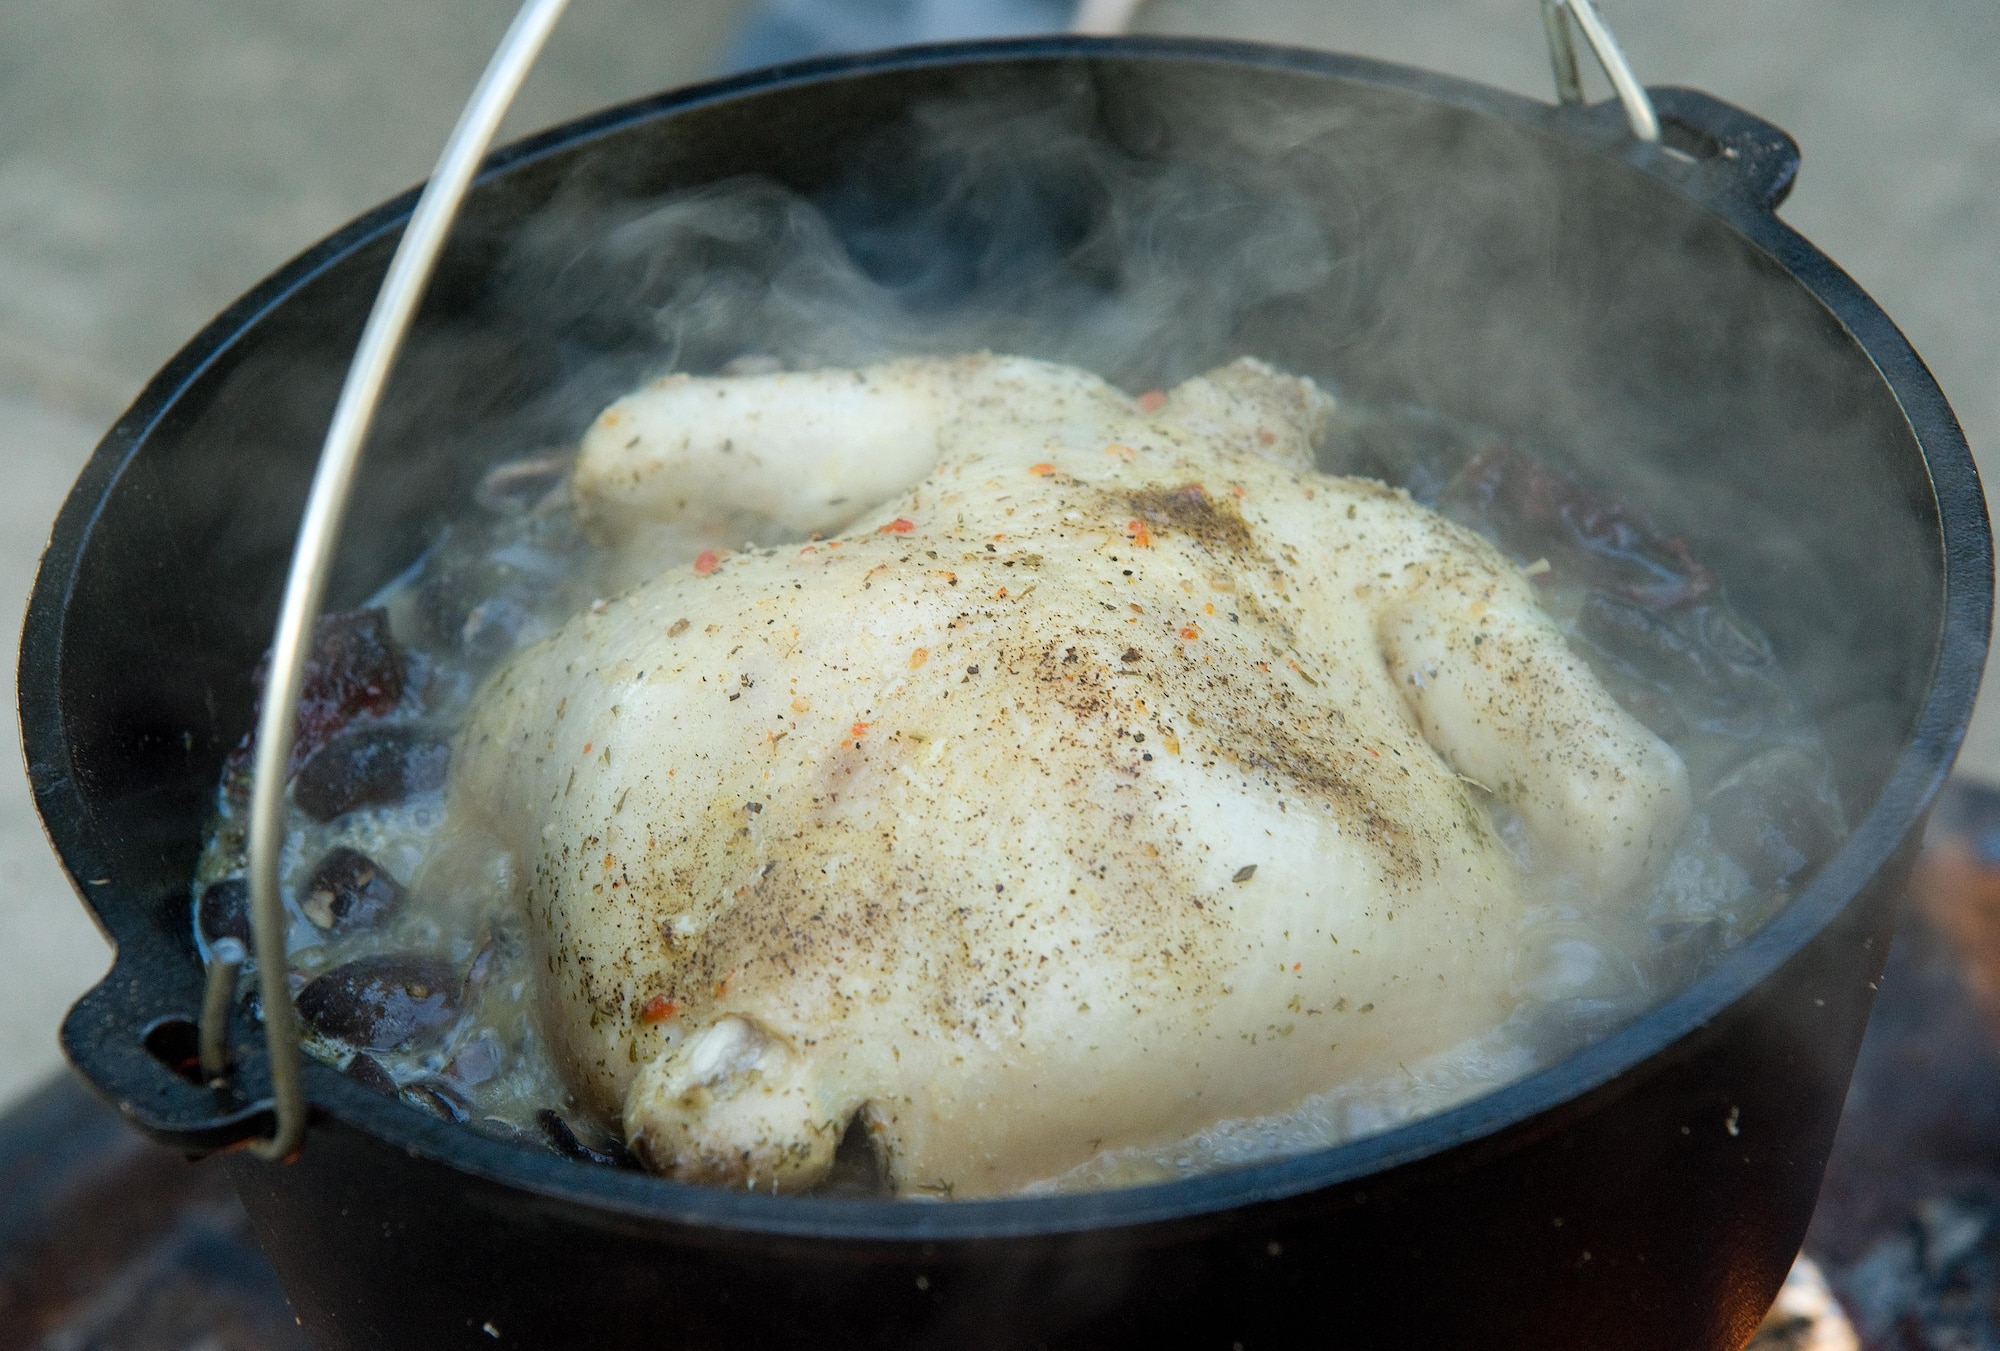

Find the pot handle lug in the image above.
[
  {"left": 1647, "top": 86, "right": 1802, "bottom": 212},
  {"left": 60, "top": 950, "right": 280, "bottom": 1155}
]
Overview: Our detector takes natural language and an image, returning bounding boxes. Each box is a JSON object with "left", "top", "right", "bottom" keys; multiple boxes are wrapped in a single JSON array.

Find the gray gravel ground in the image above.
[{"left": 0, "top": 0, "right": 1993, "bottom": 1108}]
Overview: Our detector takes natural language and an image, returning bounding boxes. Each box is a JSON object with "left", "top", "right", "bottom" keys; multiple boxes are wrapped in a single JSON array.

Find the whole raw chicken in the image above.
[{"left": 446, "top": 354, "right": 1689, "bottom": 1197}]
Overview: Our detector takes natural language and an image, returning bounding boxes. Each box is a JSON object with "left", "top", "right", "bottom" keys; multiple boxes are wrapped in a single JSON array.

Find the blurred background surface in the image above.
[{"left": 0, "top": 0, "right": 1993, "bottom": 1113}]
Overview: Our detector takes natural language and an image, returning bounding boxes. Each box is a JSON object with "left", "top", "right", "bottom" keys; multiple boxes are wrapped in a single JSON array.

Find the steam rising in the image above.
[
  {"left": 255, "top": 62, "right": 1934, "bottom": 1183},
  {"left": 498, "top": 87, "right": 1337, "bottom": 393},
  {"left": 298, "top": 58, "right": 1935, "bottom": 839},
  {"left": 483, "top": 68, "right": 1930, "bottom": 829}
]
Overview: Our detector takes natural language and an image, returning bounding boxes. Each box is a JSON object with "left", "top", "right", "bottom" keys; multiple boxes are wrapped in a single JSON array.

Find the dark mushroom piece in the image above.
[
  {"left": 224, "top": 607, "right": 407, "bottom": 798},
  {"left": 303, "top": 847, "right": 406, "bottom": 932},
  {"left": 292, "top": 725, "right": 450, "bottom": 822},
  {"left": 1440, "top": 445, "right": 1717, "bottom": 610},
  {"left": 196, "top": 877, "right": 252, "bottom": 947},
  {"left": 296, "top": 955, "right": 462, "bottom": 1052}
]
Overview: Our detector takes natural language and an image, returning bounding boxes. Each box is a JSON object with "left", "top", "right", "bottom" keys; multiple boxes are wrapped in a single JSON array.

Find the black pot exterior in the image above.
[
  {"left": 22, "top": 38, "right": 1992, "bottom": 1350},
  {"left": 220, "top": 856, "right": 1905, "bottom": 1350}
]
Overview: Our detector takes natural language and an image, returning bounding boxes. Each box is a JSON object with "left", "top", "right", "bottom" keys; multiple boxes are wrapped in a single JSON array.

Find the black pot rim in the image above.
[{"left": 21, "top": 33, "right": 1993, "bottom": 1244}]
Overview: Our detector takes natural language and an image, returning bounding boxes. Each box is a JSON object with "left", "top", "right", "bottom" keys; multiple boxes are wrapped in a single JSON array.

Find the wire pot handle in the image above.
[
  {"left": 236, "top": 0, "right": 572, "bottom": 1163},
  {"left": 1540, "top": 0, "right": 1660, "bottom": 142},
  {"left": 1076, "top": 0, "right": 1661, "bottom": 143},
  {"left": 224, "top": 0, "right": 1658, "bottom": 1163}
]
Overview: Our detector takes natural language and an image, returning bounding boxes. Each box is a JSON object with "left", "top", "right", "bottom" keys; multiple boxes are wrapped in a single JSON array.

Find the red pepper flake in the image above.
[
  {"left": 1257, "top": 429, "right": 1276, "bottom": 445},
  {"left": 1292, "top": 961, "right": 1302, "bottom": 971},
  {"left": 1365, "top": 747, "right": 1381, "bottom": 758},
  {"left": 694, "top": 550, "right": 720, "bottom": 576},
  {"left": 1126, "top": 519, "right": 1153, "bottom": 548},
  {"left": 1136, "top": 389, "right": 1167, "bottom": 413},
  {"left": 582, "top": 742, "right": 593, "bottom": 755},
  {"left": 1178, "top": 626, "right": 1200, "bottom": 641},
  {"left": 1028, "top": 462, "right": 1056, "bottom": 477},
  {"left": 640, "top": 995, "right": 680, "bottom": 1025},
  {"left": 878, "top": 518, "right": 916, "bottom": 534},
  {"left": 1230, "top": 485, "right": 1247, "bottom": 499},
  {"left": 851, "top": 721, "right": 870, "bottom": 739},
  {"left": 995, "top": 586, "right": 1009, "bottom": 599}
]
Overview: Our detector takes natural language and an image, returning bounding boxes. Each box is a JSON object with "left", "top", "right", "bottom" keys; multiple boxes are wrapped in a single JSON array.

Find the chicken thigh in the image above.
[{"left": 445, "top": 354, "right": 1689, "bottom": 1197}]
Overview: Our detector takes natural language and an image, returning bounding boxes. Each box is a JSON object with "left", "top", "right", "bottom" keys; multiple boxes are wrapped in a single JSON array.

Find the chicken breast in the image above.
[{"left": 445, "top": 354, "right": 1689, "bottom": 1197}]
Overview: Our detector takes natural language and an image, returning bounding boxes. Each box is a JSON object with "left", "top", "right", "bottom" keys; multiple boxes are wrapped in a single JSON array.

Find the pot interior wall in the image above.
[{"left": 47, "top": 53, "right": 1939, "bottom": 1077}]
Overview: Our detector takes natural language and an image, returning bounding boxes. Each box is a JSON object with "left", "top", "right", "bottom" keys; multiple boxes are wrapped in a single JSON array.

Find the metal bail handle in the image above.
[
  {"left": 1541, "top": 0, "right": 1660, "bottom": 142},
  {"left": 232, "top": 0, "right": 572, "bottom": 1163},
  {"left": 1080, "top": 0, "right": 1661, "bottom": 143},
  {"left": 223, "top": 0, "right": 1659, "bottom": 1163}
]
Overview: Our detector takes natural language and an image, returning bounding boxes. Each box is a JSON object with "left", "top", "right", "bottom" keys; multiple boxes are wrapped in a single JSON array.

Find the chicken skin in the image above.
[{"left": 445, "top": 354, "right": 1689, "bottom": 1197}]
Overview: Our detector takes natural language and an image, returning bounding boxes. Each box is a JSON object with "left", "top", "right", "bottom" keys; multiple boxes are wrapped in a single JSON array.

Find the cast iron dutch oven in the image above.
[{"left": 19, "top": 35, "right": 1992, "bottom": 1351}]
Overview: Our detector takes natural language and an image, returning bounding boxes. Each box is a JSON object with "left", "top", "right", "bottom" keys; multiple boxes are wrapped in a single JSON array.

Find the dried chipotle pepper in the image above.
[
  {"left": 223, "top": 607, "right": 406, "bottom": 799},
  {"left": 1442, "top": 445, "right": 1717, "bottom": 609}
]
